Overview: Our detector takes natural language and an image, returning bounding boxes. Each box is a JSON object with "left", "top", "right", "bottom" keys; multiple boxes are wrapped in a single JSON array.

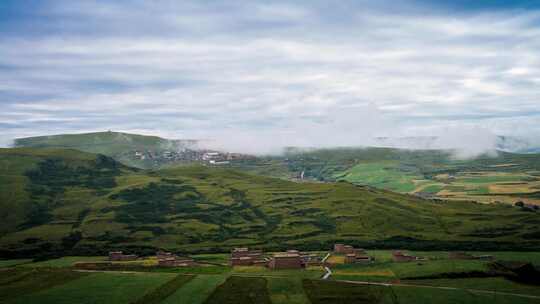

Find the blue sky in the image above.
[{"left": 1, "top": 0, "right": 539, "bottom": 153}]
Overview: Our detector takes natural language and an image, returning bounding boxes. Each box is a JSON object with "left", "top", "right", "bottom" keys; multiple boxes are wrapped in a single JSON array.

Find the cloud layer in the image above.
[{"left": 0, "top": 1, "right": 539, "bottom": 154}]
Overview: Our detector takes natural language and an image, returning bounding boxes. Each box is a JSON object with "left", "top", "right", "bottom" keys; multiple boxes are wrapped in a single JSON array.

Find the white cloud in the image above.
[{"left": 0, "top": 1, "right": 539, "bottom": 156}]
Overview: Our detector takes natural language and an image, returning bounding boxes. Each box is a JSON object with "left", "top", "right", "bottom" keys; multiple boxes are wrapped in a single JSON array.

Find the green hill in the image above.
[
  {"left": 13, "top": 132, "right": 540, "bottom": 205},
  {"left": 233, "top": 147, "right": 540, "bottom": 205},
  {"left": 1, "top": 147, "right": 539, "bottom": 258},
  {"left": 13, "top": 131, "right": 188, "bottom": 168}
]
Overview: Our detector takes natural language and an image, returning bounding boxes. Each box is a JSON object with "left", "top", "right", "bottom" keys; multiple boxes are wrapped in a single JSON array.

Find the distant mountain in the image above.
[
  {"left": 372, "top": 135, "right": 540, "bottom": 154},
  {"left": 1, "top": 147, "right": 539, "bottom": 258},
  {"left": 14, "top": 131, "right": 199, "bottom": 168}
]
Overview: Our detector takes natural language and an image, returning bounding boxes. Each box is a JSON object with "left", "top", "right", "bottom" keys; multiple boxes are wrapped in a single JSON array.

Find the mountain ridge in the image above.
[{"left": 1, "top": 147, "right": 539, "bottom": 258}]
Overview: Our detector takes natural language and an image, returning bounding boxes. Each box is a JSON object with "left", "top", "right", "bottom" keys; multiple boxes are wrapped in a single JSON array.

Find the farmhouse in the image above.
[
  {"left": 334, "top": 244, "right": 366, "bottom": 255},
  {"left": 229, "top": 247, "right": 265, "bottom": 266},
  {"left": 334, "top": 244, "right": 354, "bottom": 254},
  {"left": 108, "top": 251, "right": 138, "bottom": 261},
  {"left": 344, "top": 253, "right": 373, "bottom": 264},
  {"left": 268, "top": 252, "right": 304, "bottom": 269}
]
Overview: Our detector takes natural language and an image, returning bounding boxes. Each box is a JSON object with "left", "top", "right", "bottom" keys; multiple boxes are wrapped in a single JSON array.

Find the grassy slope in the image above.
[
  {"left": 13, "top": 131, "right": 179, "bottom": 168},
  {"left": 1, "top": 147, "right": 540, "bottom": 257},
  {"left": 15, "top": 132, "right": 540, "bottom": 204},
  {"left": 8, "top": 272, "right": 176, "bottom": 304},
  {"left": 13, "top": 131, "right": 168, "bottom": 156},
  {"left": 235, "top": 147, "right": 540, "bottom": 204}
]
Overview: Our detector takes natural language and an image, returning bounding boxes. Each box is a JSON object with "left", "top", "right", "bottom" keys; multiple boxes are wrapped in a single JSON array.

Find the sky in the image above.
[{"left": 1, "top": 0, "right": 539, "bottom": 154}]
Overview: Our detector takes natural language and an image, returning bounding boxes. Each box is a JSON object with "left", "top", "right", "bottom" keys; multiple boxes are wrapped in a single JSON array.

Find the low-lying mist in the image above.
[{"left": 193, "top": 105, "right": 508, "bottom": 159}]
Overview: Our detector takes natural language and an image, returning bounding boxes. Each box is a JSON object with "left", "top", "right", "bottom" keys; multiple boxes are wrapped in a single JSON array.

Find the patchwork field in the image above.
[
  {"left": 229, "top": 147, "right": 540, "bottom": 205},
  {"left": 1, "top": 250, "right": 539, "bottom": 303}
]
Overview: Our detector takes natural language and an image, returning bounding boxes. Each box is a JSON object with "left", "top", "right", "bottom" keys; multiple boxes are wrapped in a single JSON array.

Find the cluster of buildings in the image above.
[
  {"left": 108, "top": 251, "right": 196, "bottom": 267},
  {"left": 229, "top": 247, "right": 267, "bottom": 266},
  {"left": 108, "top": 247, "right": 494, "bottom": 271},
  {"left": 334, "top": 244, "right": 373, "bottom": 264},
  {"left": 229, "top": 247, "right": 322, "bottom": 269},
  {"left": 108, "top": 251, "right": 138, "bottom": 261},
  {"left": 156, "top": 251, "right": 196, "bottom": 267},
  {"left": 131, "top": 149, "right": 254, "bottom": 166}
]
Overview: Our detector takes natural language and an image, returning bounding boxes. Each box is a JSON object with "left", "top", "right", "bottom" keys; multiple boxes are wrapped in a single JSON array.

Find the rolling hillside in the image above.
[
  {"left": 1, "top": 147, "right": 539, "bottom": 258},
  {"left": 13, "top": 131, "right": 197, "bottom": 168},
  {"left": 12, "top": 132, "right": 540, "bottom": 205},
  {"left": 233, "top": 147, "right": 540, "bottom": 205}
]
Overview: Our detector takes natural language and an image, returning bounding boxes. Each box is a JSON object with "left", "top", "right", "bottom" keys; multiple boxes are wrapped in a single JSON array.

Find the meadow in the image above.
[{"left": 236, "top": 147, "right": 540, "bottom": 206}]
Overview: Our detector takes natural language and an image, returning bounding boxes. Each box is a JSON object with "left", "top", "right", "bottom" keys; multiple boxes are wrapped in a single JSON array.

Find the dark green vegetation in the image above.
[
  {"left": 131, "top": 274, "right": 194, "bottom": 304},
  {"left": 204, "top": 276, "right": 271, "bottom": 304},
  {"left": 303, "top": 279, "right": 386, "bottom": 304},
  {"left": 0, "top": 268, "right": 88, "bottom": 302},
  {"left": 303, "top": 280, "right": 540, "bottom": 304},
  {"left": 1, "top": 147, "right": 540, "bottom": 258}
]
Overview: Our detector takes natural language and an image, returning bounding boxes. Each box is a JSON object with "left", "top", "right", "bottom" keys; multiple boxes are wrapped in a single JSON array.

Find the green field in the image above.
[
  {"left": 20, "top": 256, "right": 106, "bottom": 268},
  {"left": 267, "top": 277, "right": 310, "bottom": 304},
  {"left": 234, "top": 147, "right": 540, "bottom": 206},
  {"left": 204, "top": 276, "right": 272, "bottom": 304},
  {"left": 162, "top": 274, "right": 228, "bottom": 304},
  {"left": 8, "top": 272, "right": 177, "bottom": 304},
  {"left": 334, "top": 161, "right": 418, "bottom": 192},
  {"left": 2, "top": 249, "right": 540, "bottom": 304}
]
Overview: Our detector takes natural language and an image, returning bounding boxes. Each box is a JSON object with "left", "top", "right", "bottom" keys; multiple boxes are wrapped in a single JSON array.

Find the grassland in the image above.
[
  {"left": 8, "top": 272, "right": 177, "bottom": 304},
  {"left": 132, "top": 274, "right": 194, "bottom": 304},
  {"left": 13, "top": 131, "right": 179, "bottom": 169},
  {"left": 162, "top": 274, "right": 228, "bottom": 304},
  {"left": 267, "top": 277, "right": 310, "bottom": 304},
  {"left": 20, "top": 256, "right": 107, "bottom": 267},
  {"left": 0, "top": 268, "right": 89, "bottom": 302},
  {"left": 234, "top": 147, "right": 540, "bottom": 206},
  {"left": 1, "top": 249, "right": 540, "bottom": 304},
  {"left": 1, "top": 147, "right": 540, "bottom": 258},
  {"left": 14, "top": 132, "right": 540, "bottom": 206}
]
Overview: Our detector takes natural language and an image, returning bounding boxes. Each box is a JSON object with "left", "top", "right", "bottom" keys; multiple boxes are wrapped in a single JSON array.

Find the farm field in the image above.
[
  {"left": 234, "top": 147, "right": 540, "bottom": 206},
  {"left": 1, "top": 250, "right": 539, "bottom": 303}
]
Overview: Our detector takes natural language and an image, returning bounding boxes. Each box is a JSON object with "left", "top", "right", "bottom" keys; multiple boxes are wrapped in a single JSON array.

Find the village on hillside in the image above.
[{"left": 129, "top": 149, "right": 255, "bottom": 166}]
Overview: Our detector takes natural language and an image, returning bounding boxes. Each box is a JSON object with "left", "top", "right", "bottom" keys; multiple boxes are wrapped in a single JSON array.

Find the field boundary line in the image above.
[{"left": 336, "top": 279, "right": 540, "bottom": 299}]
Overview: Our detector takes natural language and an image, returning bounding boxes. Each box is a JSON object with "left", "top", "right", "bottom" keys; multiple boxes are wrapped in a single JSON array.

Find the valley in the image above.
[
  {"left": 1, "top": 146, "right": 540, "bottom": 259},
  {"left": 13, "top": 132, "right": 540, "bottom": 207}
]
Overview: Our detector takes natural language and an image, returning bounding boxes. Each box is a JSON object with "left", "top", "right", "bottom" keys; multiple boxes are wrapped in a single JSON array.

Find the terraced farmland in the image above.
[{"left": 2, "top": 250, "right": 539, "bottom": 304}]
